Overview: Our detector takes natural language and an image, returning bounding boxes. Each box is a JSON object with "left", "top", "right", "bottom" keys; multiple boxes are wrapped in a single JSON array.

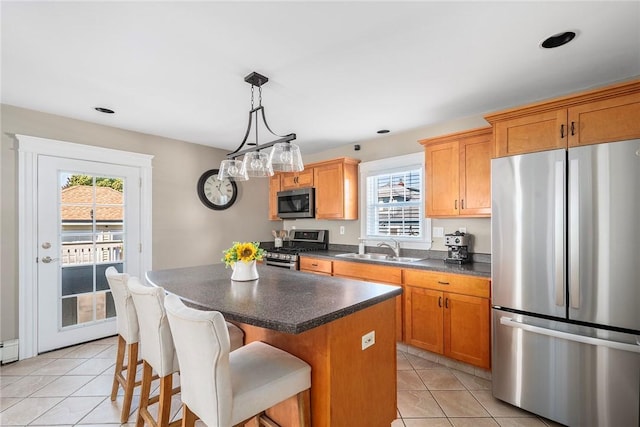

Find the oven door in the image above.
[{"left": 265, "top": 258, "right": 298, "bottom": 270}]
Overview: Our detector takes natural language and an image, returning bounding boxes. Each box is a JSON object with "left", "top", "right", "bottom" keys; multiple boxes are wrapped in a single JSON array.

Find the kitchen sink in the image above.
[{"left": 335, "top": 253, "right": 424, "bottom": 263}]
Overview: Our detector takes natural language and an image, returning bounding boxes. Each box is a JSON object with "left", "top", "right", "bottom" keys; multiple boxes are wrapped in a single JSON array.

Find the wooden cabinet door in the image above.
[
  {"left": 425, "top": 141, "right": 459, "bottom": 216},
  {"left": 493, "top": 109, "right": 567, "bottom": 157},
  {"left": 443, "top": 292, "right": 490, "bottom": 369},
  {"left": 280, "top": 168, "right": 314, "bottom": 190},
  {"left": 314, "top": 162, "right": 344, "bottom": 219},
  {"left": 299, "top": 256, "right": 332, "bottom": 275},
  {"left": 459, "top": 134, "right": 492, "bottom": 216},
  {"left": 268, "top": 173, "right": 281, "bottom": 220},
  {"left": 568, "top": 91, "right": 640, "bottom": 147},
  {"left": 404, "top": 286, "right": 444, "bottom": 354}
]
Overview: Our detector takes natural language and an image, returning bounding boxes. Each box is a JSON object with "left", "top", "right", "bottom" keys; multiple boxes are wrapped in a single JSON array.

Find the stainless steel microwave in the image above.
[{"left": 277, "top": 187, "right": 315, "bottom": 219}]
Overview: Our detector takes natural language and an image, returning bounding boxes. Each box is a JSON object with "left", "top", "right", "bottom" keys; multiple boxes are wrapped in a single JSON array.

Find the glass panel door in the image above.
[{"left": 38, "top": 157, "right": 141, "bottom": 352}]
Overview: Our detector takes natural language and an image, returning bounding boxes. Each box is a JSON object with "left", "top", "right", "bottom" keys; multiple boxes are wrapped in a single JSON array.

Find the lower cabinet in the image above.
[
  {"left": 299, "top": 257, "right": 332, "bottom": 275},
  {"left": 404, "top": 270, "right": 491, "bottom": 369},
  {"left": 297, "top": 257, "right": 491, "bottom": 369}
]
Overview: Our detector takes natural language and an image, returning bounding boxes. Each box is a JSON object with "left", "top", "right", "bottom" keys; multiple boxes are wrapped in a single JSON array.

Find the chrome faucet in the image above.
[{"left": 377, "top": 239, "right": 400, "bottom": 257}]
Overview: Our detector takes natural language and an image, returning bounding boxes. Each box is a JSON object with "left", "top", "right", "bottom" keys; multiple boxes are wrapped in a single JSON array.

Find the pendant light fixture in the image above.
[{"left": 218, "top": 72, "right": 304, "bottom": 181}]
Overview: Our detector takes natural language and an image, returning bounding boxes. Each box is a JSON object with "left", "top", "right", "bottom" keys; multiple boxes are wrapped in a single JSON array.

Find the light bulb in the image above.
[{"left": 280, "top": 150, "right": 293, "bottom": 164}]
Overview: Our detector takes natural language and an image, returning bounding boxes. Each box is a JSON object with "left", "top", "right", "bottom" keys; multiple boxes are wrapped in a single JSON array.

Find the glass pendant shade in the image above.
[
  {"left": 269, "top": 142, "right": 304, "bottom": 172},
  {"left": 218, "top": 159, "right": 248, "bottom": 181},
  {"left": 242, "top": 151, "right": 274, "bottom": 177}
]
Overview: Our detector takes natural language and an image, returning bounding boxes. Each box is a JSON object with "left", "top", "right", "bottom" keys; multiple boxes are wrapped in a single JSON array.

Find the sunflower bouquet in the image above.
[{"left": 222, "top": 241, "right": 265, "bottom": 267}]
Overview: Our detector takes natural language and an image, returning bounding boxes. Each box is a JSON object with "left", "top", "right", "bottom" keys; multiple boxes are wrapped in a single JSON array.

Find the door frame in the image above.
[{"left": 17, "top": 134, "right": 153, "bottom": 359}]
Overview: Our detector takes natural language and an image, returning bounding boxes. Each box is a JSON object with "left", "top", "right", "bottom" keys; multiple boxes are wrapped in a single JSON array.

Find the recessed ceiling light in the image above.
[
  {"left": 541, "top": 31, "right": 576, "bottom": 49},
  {"left": 94, "top": 107, "right": 115, "bottom": 114},
  {"left": 377, "top": 129, "right": 390, "bottom": 134}
]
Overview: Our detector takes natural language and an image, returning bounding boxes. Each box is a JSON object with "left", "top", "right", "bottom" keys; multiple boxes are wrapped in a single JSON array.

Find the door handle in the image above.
[
  {"left": 438, "top": 296, "right": 442, "bottom": 307},
  {"left": 445, "top": 298, "right": 449, "bottom": 309},
  {"left": 554, "top": 160, "right": 565, "bottom": 307},
  {"left": 40, "top": 256, "right": 59, "bottom": 263},
  {"left": 454, "top": 200, "right": 458, "bottom": 210},
  {"left": 499, "top": 317, "right": 640, "bottom": 353},
  {"left": 560, "top": 124, "right": 565, "bottom": 139},
  {"left": 569, "top": 158, "right": 580, "bottom": 309}
]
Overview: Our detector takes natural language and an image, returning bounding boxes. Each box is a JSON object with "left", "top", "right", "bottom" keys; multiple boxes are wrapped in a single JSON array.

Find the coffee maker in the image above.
[{"left": 444, "top": 231, "right": 471, "bottom": 264}]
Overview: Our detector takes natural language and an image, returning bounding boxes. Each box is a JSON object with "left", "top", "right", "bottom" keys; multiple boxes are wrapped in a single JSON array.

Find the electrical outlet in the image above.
[
  {"left": 433, "top": 227, "right": 444, "bottom": 238},
  {"left": 362, "top": 331, "right": 375, "bottom": 350},
  {"left": 339, "top": 226, "right": 345, "bottom": 235},
  {"left": 459, "top": 227, "right": 467, "bottom": 233}
]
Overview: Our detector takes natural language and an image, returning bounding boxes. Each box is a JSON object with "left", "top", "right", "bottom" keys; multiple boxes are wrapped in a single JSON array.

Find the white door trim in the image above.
[{"left": 17, "top": 134, "right": 153, "bottom": 359}]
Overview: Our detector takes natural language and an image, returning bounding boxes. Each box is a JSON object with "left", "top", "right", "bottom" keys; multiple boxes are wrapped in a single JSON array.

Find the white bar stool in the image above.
[
  {"left": 128, "top": 277, "right": 183, "bottom": 427},
  {"left": 105, "top": 266, "right": 142, "bottom": 423},
  {"left": 164, "top": 293, "right": 311, "bottom": 427},
  {"left": 128, "top": 278, "right": 245, "bottom": 427}
]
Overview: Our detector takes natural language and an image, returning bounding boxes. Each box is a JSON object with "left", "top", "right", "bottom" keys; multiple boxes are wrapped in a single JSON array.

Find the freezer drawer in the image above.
[{"left": 492, "top": 309, "right": 640, "bottom": 427}]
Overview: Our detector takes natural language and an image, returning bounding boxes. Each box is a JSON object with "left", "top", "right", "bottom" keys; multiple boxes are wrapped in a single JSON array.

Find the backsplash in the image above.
[{"left": 328, "top": 244, "right": 491, "bottom": 264}]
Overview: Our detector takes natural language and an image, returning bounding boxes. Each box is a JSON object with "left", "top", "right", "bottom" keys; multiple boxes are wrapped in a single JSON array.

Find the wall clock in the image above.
[{"left": 197, "top": 169, "right": 238, "bottom": 210}]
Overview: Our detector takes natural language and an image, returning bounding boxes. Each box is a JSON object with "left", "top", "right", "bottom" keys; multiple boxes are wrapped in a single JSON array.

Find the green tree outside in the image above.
[{"left": 63, "top": 175, "right": 124, "bottom": 192}]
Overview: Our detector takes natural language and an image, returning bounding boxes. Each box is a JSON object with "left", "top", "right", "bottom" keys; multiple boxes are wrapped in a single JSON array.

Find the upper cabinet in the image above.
[
  {"left": 280, "top": 168, "right": 314, "bottom": 190},
  {"left": 420, "top": 127, "right": 492, "bottom": 218},
  {"left": 486, "top": 79, "right": 640, "bottom": 157},
  {"left": 313, "top": 157, "right": 360, "bottom": 220},
  {"left": 268, "top": 157, "right": 360, "bottom": 220}
]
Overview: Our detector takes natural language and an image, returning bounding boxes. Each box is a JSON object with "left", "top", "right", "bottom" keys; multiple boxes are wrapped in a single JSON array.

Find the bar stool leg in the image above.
[
  {"left": 122, "top": 342, "right": 139, "bottom": 423},
  {"left": 110, "top": 335, "right": 126, "bottom": 401},
  {"left": 181, "top": 404, "right": 197, "bottom": 427},
  {"left": 111, "top": 335, "right": 140, "bottom": 423},
  {"left": 297, "top": 389, "right": 311, "bottom": 427},
  {"left": 157, "top": 374, "right": 173, "bottom": 426},
  {"left": 137, "top": 361, "right": 153, "bottom": 427}
]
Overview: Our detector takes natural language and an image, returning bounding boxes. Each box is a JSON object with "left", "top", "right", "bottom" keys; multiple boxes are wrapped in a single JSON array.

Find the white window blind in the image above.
[{"left": 365, "top": 167, "right": 423, "bottom": 238}]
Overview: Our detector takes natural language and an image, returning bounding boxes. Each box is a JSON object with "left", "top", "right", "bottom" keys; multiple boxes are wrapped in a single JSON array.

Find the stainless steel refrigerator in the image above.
[{"left": 491, "top": 139, "right": 640, "bottom": 426}]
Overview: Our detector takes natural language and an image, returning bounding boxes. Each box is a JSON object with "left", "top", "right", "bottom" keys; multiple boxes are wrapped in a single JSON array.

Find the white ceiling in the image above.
[{"left": 2, "top": 1, "right": 639, "bottom": 154}]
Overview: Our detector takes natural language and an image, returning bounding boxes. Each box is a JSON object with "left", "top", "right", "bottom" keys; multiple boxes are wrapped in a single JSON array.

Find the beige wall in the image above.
[
  {"left": 288, "top": 114, "right": 492, "bottom": 254},
  {"left": 0, "top": 104, "right": 275, "bottom": 342},
  {"left": 0, "top": 105, "right": 493, "bottom": 343}
]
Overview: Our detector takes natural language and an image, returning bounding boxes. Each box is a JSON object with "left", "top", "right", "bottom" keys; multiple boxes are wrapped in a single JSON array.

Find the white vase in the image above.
[{"left": 231, "top": 260, "right": 259, "bottom": 281}]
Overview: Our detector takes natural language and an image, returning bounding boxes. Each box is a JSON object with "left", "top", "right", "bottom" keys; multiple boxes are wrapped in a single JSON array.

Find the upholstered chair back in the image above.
[
  {"left": 105, "top": 267, "right": 138, "bottom": 343},
  {"left": 164, "top": 293, "right": 233, "bottom": 427},
  {"left": 127, "top": 277, "right": 179, "bottom": 377}
]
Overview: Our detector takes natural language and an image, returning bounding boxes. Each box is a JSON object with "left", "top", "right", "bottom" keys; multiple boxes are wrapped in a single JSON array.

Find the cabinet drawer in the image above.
[
  {"left": 403, "top": 269, "right": 490, "bottom": 298},
  {"left": 299, "top": 257, "right": 332, "bottom": 275},
  {"left": 333, "top": 260, "right": 402, "bottom": 285}
]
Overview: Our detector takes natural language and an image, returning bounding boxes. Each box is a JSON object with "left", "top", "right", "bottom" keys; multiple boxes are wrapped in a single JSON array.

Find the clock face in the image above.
[{"left": 197, "top": 169, "right": 238, "bottom": 210}]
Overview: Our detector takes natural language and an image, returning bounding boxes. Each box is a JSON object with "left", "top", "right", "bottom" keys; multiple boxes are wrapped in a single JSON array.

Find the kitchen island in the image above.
[{"left": 146, "top": 263, "right": 402, "bottom": 427}]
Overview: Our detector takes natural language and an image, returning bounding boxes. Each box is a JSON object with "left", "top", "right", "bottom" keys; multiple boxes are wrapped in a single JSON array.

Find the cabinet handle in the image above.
[
  {"left": 560, "top": 124, "right": 565, "bottom": 139},
  {"left": 438, "top": 296, "right": 442, "bottom": 308},
  {"left": 437, "top": 281, "right": 450, "bottom": 285},
  {"left": 461, "top": 199, "right": 464, "bottom": 209},
  {"left": 570, "top": 121, "right": 575, "bottom": 136},
  {"left": 445, "top": 298, "right": 449, "bottom": 309},
  {"left": 311, "top": 263, "right": 318, "bottom": 267},
  {"left": 454, "top": 200, "right": 458, "bottom": 210}
]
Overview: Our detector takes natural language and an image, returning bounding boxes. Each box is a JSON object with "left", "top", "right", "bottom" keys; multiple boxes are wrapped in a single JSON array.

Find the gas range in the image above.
[{"left": 264, "top": 229, "right": 328, "bottom": 269}]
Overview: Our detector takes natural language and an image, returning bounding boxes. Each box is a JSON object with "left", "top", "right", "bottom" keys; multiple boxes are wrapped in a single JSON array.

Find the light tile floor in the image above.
[{"left": 0, "top": 336, "right": 564, "bottom": 426}]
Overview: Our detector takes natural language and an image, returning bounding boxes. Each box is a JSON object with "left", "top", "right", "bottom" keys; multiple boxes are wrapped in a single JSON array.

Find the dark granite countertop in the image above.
[
  {"left": 146, "top": 263, "right": 402, "bottom": 334},
  {"left": 300, "top": 250, "right": 492, "bottom": 278}
]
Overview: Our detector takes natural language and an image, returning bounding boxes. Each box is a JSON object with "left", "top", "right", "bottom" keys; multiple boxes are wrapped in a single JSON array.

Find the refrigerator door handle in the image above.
[
  {"left": 569, "top": 158, "right": 580, "bottom": 309},
  {"left": 554, "top": 160, "right": 565, "bottom": 307},
  {"left": 499, "top": 316, "right": 640, "bottom": 353}
]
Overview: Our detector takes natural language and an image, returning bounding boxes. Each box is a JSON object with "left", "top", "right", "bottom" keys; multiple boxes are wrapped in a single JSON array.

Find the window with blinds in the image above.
[{"left": 366, "top": 168, "right": 423, "bottom": 238}]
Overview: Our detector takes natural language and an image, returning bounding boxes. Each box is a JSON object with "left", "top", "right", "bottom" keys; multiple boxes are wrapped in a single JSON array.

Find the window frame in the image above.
[{"left": 359, "top": 152, "right": 432, "bottom": 249}]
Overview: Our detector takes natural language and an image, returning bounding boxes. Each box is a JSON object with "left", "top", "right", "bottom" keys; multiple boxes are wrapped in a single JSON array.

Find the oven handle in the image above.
[{"left": 265, "top": 259, "right": 297, "bottom": 269}]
